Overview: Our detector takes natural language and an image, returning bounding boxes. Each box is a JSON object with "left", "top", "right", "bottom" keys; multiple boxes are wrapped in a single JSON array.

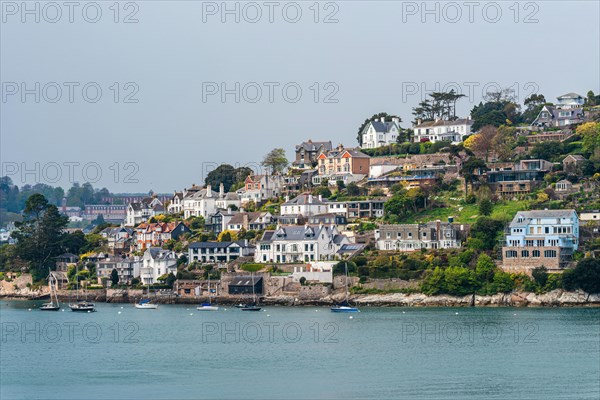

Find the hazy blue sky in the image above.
[{"left": 2, "top": 0, "right": 599, "bottom": 193}]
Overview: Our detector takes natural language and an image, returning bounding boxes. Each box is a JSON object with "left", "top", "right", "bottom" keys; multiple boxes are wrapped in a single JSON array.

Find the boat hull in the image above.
[
  {"left": 196, "top": 306, "right": 219, "bottom": 311},
  {"left": 69, "top": 304, "right": 96, "bottom": 312},
  {"left": 241, "top": 307, "right": 261, "bottom": 311},
  {"left": 331, "top": 307, "right": 359, "bottom": 313},
  {"left": 40, "top": 305, "right": 60, "bottom": 311},
  {"left": 135, "top": 303, "right": 158, "bottom": 309}
]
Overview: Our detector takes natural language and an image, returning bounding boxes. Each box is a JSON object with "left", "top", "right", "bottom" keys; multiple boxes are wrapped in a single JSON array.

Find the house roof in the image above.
[
  {"left": 337, "top": 243, "right": 366, "bottom": 255},
  {"left": 511, "top": 209, "right": 577, "bottom": 227},
  {"left": 414, "top": 118, "right": 472, "bottom": 128},
  {"left": 557, "top": 92, "right": 583, "bottom": 99},
  {"left": 189, "top": 240, "right": 253, "bottom": 249},
  {"left": 147, "top": 247, "right": 176, "bottom": 260},
  {"left": 283, "top": 193, "right": 328, "bottom": 206},
  {"left": 230, "top": 276, "right": 263, "bottom": 286},
  {"left": 56, "top": 253, "right": 79, "bottom": 260},
  {"left": 228, "top": 212, "right": 267, "bottom": 225},
  {"left": 318, "top": 147, "right": 370, "bottom": 160},
  {"left": 185, "top": 188, "right": 219, "bottom": 200},
  {"left": 136, "top": 221, "right": 187, "bottom": 234},
  {"left": 259, "top": 225, "right": 345, "bottom": 243},
  {"left": 564, "top": 154, "right": 585, "bottom": 162},
  {"left": 367, "top": 120, "right": 398, "bottom": 134},
  {"left": 295, "top": 140, "right": 333, "bottom": 152}
]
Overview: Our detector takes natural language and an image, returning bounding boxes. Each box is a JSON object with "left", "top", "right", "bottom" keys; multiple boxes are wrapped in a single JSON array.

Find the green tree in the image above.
[
  {"left": 63, "top": 230, "right": 86, "bottom": 255},
  {"left": 13, "top": 194, "right": 69, "bottom": 281},
  {"left": 562, "top": 258, "right": 600, "bottom": 293},
  {"left": 261, "top": 148, "right": 288, "bottom": 174},
  {"left": 421, "top": 267, "right": 445, "bottom": 295},
  {"left": 444, "top": 266, "right": 477, "bottom": 296},
  {"left": 469, "top": 217, "right": 503, "bottom": 251},
  {"left": 205, "top": 164, "right": 253, "bottom": 192},
  {"left": 110, "top": 268, "right": 119, "bottom": 286},
  {"left": 475, "top": 253, "right": 496, "bottom": 282},
  {"left": 479, "top": 199, "right": 493, "bottom": 216},
  {"left": 531, "top": 266, "right": 548, "bottom": 287},
  {"left": 346, "top": 182, "right": 361, "bottom": 196}
]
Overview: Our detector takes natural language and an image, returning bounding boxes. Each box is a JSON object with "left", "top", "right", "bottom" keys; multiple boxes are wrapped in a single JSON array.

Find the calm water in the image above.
[{"left": 1, "top": 301, "right": 599, "bottom": 400}]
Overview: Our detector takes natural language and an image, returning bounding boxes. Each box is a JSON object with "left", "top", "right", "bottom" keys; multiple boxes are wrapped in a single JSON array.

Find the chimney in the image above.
[
  {"left": 380, "top": 117, "right": 385, "bottom": 122},
  {"left": 243, "top": 213, "right": 249, "bottom": 229},
  {"left": 219, "top": 182, "right": 224, "bottom": 197},
  {"left": 227, "top": 207, "right": 232, "bottom": 214},
  {"left": 206, "top": 184, "right": 212, "bottom": 197},
  {"left": 318, "top": 194, "right": 322, "bottom": 202},
  {"left": 285, "top": 195, "right": 290, "bottom": 202},
  {"left": 308, "top": 194, "right": 313, "bottom": 204},
  {"left": 392, "top": 117, "right": 399, "bottom": 123},
  {"left": 417, "top": 118, "right": 422, "bottom": 125}
]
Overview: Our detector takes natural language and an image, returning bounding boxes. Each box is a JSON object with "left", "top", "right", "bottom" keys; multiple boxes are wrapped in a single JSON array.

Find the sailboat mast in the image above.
[{"left": 345, "top": 262, "right": 349, "bottom": 303}]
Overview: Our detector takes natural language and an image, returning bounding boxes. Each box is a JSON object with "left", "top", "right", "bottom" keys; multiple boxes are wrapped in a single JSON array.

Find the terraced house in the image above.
[
  {"left": 502, "top": 209, "right": 579, "bottom": 275},
  {"left": 188, "top": 240, "right": 255, "bottom": 263},
  {"left": 255, "top": 224, "right": 350, "bottom": 263},
  {"left": 134, "top": 221, "right": 190, "bottom": 250},
  {"left": 375, "top": 221, "right": 469, "bottom": 251}
]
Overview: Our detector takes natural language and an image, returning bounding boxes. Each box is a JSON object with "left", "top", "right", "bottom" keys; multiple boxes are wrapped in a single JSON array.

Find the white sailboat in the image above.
[
  {"left": 69, "top": 264, "right": 96, "bottom": 312},
  {"left": 331, "top": 262, "right": 359, "bottom": 313},
  {"left": 197, "top": 275, "right": 219, "bottom": 311},
  {"left": 40, "top": 270, "right": 60, "bottom": 311},
  {"left": 135, "top": 283, "right": 158, "bottom": 309}
]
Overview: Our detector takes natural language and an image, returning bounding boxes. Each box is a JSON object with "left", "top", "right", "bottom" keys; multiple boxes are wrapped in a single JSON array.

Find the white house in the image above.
[
  {"left": 502, "top": 209, "right": 579, "bottom": 274},
  {"left": 280, "top": 193, "right": 328, "bottom": 217},
  {"left": 125, "top": 197, "right": 164, "bottom": 227},
  {"left": 413, "top": 118, "right": 473, "bottom": 144},
  {"left": 182, "top": 185, "right": 219, "bottom": 219},
  {"left": 556, "top": 92, "right": 585, "bottom": 108},
  {"left": 167, "top": 192, "right": 184, "bottom": 214},
  {"left": 255, "top": 224, "right": 350, "bottom": 263},
  {"left": 361, "top": 117, "right": 401, "bottom": 149},
  {"left": 139, "top": 247, "right": 178, "bottom": 285},
  {"left": 291, "top": 261, "right": 334, "bottom": 283}
]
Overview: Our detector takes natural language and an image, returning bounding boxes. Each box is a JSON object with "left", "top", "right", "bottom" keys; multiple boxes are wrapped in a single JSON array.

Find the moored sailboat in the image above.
[
  {"left": 241, "top": 272, "right": 261, "bottom": 311},
  {"left": 331, "top": 262, "right": 359, "bottom": 313},
  {"left": 69, "top": 265, "right": 96, "bottom": 312},
  {"left": 197, "top": 275, "right": 219, "bottom": 311},
  {"left": 40, "top": 270, "right": 60, "bottom": 311},
  {"left": 135, "top": 284, "right": 158, "bottom": 309}
]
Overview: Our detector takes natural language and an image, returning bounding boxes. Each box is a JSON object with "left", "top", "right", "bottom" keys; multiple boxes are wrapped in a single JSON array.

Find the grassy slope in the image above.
[{"left": 398, "top": 196, "right": 531, "bottom": 224}]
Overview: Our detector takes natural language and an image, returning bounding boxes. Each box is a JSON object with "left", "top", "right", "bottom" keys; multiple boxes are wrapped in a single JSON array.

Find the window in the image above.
[
  {"left": 506, "top": 250, "right": 517, "bottom": 258},
  {"left": 544, "top": 250, "right": 557, "bottom": 258},
  {"left": 521, "top": 250, "right": 529, "bottom": 258},
  {"left": 532, "top": 250, "right": 540, "bottom": 257}
]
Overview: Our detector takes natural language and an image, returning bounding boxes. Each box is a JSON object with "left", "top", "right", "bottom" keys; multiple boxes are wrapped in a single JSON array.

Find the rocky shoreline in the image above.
[{"left": 3, "top": 288, "right": 600, "bottom": 307}]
